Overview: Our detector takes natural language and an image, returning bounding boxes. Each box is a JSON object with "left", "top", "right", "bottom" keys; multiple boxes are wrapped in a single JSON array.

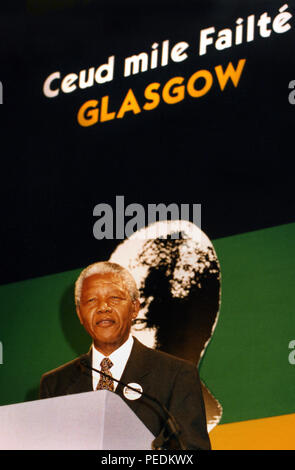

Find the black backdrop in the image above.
[{"left": 1, "top": 0, "right": 294, "bottom": 285}]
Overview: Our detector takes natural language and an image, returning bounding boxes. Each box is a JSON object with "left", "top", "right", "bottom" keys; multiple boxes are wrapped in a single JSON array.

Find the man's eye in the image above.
[{"left": 87, "top": 298, "right": 96, "bottom": 303}]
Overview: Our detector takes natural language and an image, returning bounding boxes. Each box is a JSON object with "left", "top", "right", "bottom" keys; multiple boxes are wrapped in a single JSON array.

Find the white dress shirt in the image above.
[{"left": 92, "top": 335, "right": 134, "bottom": 391}]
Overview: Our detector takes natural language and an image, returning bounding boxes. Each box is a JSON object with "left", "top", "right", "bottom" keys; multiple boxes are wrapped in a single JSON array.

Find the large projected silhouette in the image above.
[{"left": 110, "top": 220, "right": 222, "bottom": 430}]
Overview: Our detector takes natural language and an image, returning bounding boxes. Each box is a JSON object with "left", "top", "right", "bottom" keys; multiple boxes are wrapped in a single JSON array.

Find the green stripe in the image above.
[{"left": 200, "top": 222, "right": 295, "bottom": 423}]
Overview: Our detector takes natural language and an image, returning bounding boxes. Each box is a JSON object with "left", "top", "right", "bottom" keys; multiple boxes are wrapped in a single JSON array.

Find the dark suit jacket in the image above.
[{"left": 40, "top": 337, "right": 211, "bottom": 450}]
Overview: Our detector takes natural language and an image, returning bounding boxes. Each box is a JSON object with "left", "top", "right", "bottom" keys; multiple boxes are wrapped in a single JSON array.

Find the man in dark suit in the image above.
[{"left": 40, "top": 261, "right": 210, "bottom": 450}]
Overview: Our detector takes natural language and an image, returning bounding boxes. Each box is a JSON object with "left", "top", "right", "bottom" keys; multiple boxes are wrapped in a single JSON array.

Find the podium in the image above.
[{"left": 0, "top": 390, "right": 154, "bottom": 450}]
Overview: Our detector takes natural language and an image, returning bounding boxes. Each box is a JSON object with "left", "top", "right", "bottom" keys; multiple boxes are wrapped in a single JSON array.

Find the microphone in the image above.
[{"left": 79, "top": 358, "right": 187, "bottom": 450}]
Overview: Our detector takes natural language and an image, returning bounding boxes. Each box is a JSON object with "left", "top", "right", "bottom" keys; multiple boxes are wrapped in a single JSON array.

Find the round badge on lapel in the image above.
[{"left": 123, "top": 383, "right": 143, "bottom": 401}]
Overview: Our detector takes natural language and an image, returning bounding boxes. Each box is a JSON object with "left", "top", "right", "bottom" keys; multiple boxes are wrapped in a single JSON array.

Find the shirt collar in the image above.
[{"left": 92, "top": 334, "right": 134, "bottom": 367}]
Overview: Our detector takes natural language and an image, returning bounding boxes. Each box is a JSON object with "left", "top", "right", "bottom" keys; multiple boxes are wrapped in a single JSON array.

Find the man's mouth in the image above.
[{"left": 96, "top": 317, "right": 115, "bottom": 328}]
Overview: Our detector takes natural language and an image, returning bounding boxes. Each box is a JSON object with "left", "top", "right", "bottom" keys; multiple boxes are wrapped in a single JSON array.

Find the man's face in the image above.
[{"left": 77, "top": 272, "right": 139, "bottom": 355}]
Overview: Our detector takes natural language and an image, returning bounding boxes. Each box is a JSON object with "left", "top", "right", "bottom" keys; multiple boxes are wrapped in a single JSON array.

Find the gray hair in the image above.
[{"left": 75, "top": 261, "right": 139, "bottom": 306}]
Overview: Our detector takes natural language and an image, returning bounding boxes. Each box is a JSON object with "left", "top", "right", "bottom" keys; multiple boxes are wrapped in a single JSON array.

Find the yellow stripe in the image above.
[{"left": 209, "top": 413, "right": 295, "bottom": 450}]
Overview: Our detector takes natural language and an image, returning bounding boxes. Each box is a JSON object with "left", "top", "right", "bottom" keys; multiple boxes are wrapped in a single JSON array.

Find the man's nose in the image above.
[{"left": 97, "top": 300, "right": 111, "bottom": 312}]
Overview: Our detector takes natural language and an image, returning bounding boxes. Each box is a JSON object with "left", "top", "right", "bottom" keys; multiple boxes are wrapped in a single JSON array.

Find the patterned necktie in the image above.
[{"left": 96, "top": 357, "right": 114, "bottom": 392}]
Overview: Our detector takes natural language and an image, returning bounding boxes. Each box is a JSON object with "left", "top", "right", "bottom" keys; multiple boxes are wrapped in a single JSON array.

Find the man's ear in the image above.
[{"left": 132, "top": 299, "right": 140, "bottom": 319}]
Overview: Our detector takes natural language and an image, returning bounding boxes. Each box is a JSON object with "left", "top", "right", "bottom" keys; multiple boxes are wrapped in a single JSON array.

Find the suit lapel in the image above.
[{"left": 115, "top": 337, "right": 152, "bottom": 415}]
